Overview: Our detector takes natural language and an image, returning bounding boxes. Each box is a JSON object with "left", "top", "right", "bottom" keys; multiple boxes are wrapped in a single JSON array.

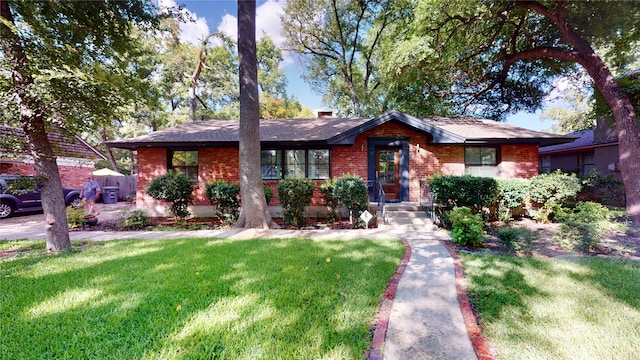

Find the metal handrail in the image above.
[
  {"left": 366, "top": 180, "right": 386, "bottom": 223},
  {"left": 419, "top": 179, "right": 435, "bottom": 221}
]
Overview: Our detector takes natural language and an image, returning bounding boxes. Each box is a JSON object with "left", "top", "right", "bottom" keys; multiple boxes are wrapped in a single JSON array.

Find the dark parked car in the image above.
[{"left": 0, "top": 174, "right": 82, "bottom": 219}]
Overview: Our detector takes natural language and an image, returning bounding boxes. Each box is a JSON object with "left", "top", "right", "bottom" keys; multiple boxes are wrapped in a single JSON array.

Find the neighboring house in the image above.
[
  {"left": 538, "top": 118, "right": 622, "bottom": 179},
  {"left": 108, "top": 110, "right": 572, "bottom": 216},
  {"left": 0, "top": 125, "right": 106, "bottom": 188}
]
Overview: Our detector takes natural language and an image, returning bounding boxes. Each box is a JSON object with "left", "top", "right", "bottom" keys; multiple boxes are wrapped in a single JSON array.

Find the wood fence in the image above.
[{"left": 95, "top": 175, "right": 136, "bottom": 201}]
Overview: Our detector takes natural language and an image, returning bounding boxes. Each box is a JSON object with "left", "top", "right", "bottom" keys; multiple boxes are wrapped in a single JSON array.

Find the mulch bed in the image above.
[
  {"left": 447, "top": 218, "right": 640, "bottom": 259},
  {"left": 73, "top": 217, "right": 376, "bottom": 232}
]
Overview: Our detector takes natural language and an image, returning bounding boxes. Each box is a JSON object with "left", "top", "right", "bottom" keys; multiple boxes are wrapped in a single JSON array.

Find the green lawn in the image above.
[
  {"left": 461, "top": 254, "right": 640, "bottom": 360},
  {"left": 1, "top": 237, "right": 404, "bottom": 359}
]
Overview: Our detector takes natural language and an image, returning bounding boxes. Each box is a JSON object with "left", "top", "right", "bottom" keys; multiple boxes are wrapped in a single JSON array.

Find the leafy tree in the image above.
[
  {"left": 282, "top": 0, "right": 396, "bottom": 117},
  {"left": 235, "top": 0, "right": 275, "bottom": 228},
  {"left": 388, "top": 0, "right": 640, "bottom": 223},
  {"left": 0, "top": 0, "right": 159, "bottom": 251},
  {"left": 540, "top": 71, "right": 596, "bottom": 133}
]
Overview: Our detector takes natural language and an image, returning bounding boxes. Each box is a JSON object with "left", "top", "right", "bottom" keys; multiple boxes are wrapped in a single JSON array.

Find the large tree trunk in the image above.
[
  {"left": 1, "top": 0, "right": 71, "bottom": 251},
  {"left": 553, "top": 9, "right": 640, "bottom": 224},
  {"left": 101, "top": 127, "right": 121, "bottom": 173},
  {"left": 23, "top": 119, "right": 72, "bottom": 251},
  {"left": 583, "top": 61, "right": 640, "bottom": 224},
  {"left": 516, "top": 0, "right": 640, "bottom": 224},
  {"left": 234, "top": 0, "right": 276, "bottom": 229}
]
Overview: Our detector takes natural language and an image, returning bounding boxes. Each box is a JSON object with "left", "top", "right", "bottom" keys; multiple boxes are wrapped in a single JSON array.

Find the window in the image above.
[
  {"left": 465, "top": 147, "right": 498, "bottom": 166},
  {"left": 169, "top": 150, "right": 198, "bottom": 182},
  {"left": 261, "top": 149, "right": 330, "bottom": 179},
  {"left": 261, "top": 150, "right": 282, "bottom": 179},
  {"left": 581, "top": 152, "right": 595, "bottom": 176},
  {"left": 540, "top": 156, "right": 551, "bottom": 173},
  {"left": 286, "top": 150, "right": 306, "bottom": 177},
  {"left": 308, "top": 149, "right": 330, "bottom": 179}
]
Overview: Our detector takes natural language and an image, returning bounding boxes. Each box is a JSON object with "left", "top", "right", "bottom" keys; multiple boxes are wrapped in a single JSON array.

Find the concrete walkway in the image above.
[
  {"left": 382, "top": 239, "right": 477, "bottom": 359},
  {"left": 0, "top": 208, "right": 481, "bottom": 359}
]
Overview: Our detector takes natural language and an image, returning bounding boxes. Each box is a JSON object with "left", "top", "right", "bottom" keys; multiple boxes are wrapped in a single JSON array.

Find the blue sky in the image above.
[{"left": 163, "top": 0, "right": 557, "bottom": 132}]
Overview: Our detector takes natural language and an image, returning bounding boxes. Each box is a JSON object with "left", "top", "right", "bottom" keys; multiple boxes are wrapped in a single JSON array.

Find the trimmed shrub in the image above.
[
  {"left": 528, "top": 171, "right": 582, "bottom": 222},
  {"left": 206, "top": 180, "right": 240, "bottom": 223},
  {"left": 555, "top": 201, "right": 616, "bottom": 251},
  {"left": 277, "top": 177, "right": 314, "bottom": 227},
  {"left": 333, "top": 174, "right": 369, "bottom": 228},
  {"left": 319, "top": 178, "right": 340, "bottom": 223},
  {"left": 66, "top": 206, "right": 87, "bottom": 228},
  {"left": 494, "top": 178, "right": 530, "bottom": 222},
  {"left": 118, "top": 210, "right": 150, "bottom": 230},
  {"left": 146, "top": 170, "right": 193, "bottom": 219},
  {"left": 429, "top": 175, "right": 497, "bottom": 227},
  {"left": 496, "top": 226, "right": 534, "bottom": 254},
  {"left": 580, "top": 172, "right": 625, "bottom": 207},
  {"left": 449, "top": 206, "right": 485, "bottom": 247}
]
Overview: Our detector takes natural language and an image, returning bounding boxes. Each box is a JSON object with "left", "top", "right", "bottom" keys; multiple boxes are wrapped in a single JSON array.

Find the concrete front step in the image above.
[{"left": 378, "top": 207, "right": 436, "bottom": 231}]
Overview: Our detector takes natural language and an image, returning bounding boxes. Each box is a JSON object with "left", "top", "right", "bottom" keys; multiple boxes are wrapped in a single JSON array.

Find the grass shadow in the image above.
[{"left": 0, "top": 237, "right": 404, "bottom": 359}]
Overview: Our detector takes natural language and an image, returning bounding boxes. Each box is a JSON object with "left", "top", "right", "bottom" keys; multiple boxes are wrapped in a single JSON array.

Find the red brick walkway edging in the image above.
[
  {"left": 368, "top": 239, "right": 411, "bottom": 360},
  {"left": 440, "top": 240, "right": 494, "bottom": 360}
]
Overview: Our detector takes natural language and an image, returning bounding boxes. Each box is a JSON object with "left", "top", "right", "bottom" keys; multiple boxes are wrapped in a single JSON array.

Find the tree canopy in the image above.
[
  {"left": 282, "top": 0, "right": 397, "bottom": 117},
  {"left": 386, "top": 0, "right": 640, "bottom": 222},
  {"left": 0, "top": 0, "right": 161, "bottom": 251}
]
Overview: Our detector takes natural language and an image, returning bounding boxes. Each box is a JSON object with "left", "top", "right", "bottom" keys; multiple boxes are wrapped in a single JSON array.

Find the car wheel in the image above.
[
  {"left": 69, "top": 196, "right": 83, "bottom": 209},
  {"left": 0, "top": 202, "right": 15, "bottom": 219}
]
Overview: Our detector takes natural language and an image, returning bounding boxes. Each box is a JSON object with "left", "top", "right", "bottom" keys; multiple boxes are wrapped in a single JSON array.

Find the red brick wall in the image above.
[
  {"left": 1, "top": 161, "right": 93, "bottom": 188},
  {"left": 339, "top": 121, "right": 467, "bottom": 202},
  {"left": 134, "top": 127, "right": 542, "bottom": 210},
  {"left": 136, "top": 148, "right": 168, "bottom": 210},
  {"left": 499, "top": 144, "right": 539, "bottom": 178}
]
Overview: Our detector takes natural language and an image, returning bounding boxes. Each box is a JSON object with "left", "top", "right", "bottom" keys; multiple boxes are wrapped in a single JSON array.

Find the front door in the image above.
[{"left": 377, "top": 148, "right": 399, "bottom": 201}]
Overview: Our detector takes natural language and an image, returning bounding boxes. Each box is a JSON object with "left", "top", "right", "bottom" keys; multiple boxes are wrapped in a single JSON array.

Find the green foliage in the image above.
[
  {"left": 118, "top": 210, "right": 150, "bottom": 230},
  {"left": 528, "top": 171, "right": 582, "bottom": 222},
  {"left": 581, "top": 172, "right": 625, "bottom": 207},
  {"left": 263, "top": 185, "right": 273, "bottom": 205},
  {"left": 494, "top": 178, "right": 530, "bottom": 222},
  {"left": 496, "top": 227, "right": 534, "bottom": 254},
  {"left": 333, "top": 174, "right": 369, "bottom": 228},
  {"left": 429, "top": 175, "right": 498, "bottom": 211},
  {"left": 555, "top": 201, "right": 617, "bottom": 251},
  {"left": 205, "top": 180, "right": 240, "bottom": 223},
  {"left": 429, "top": 175, "right": 497, "bottom": 227},
  {"left": 281, "top": 0, "right": 395, "bottom": 116},
  {"left": 529, "top": 171, "right": 583, "bottom": 205},
  {"left": 66, "top": 206, "right": 87, "bottom": 229},
  {"left": 277, "top": 177, "right": 315, "bottom": 227},
  {"left": 145, "top": 171, "right": 193, "bottom": 219},
  {"left": 319, "top": 178, "right": 340, "bottom": 223},
  {"left": 594, "top": 71, "right": 640, "bottom": 120},
  {"left": 449, "top": 207, "right": 485, "bottom": 247}
]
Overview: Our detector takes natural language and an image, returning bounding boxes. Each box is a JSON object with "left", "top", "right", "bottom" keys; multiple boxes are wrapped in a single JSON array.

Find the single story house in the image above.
[
  {"left": 108, "top": 110, "right": 572, "bottom": 216},
  {"left": 538, "top": 118, "right": 623, "bottom": 178},
  {"left": 1, "top": 125, "right": 106, "bottom": 188}
]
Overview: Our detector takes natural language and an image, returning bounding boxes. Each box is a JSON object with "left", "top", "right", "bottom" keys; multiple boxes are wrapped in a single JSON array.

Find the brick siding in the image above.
[
  {"left": 135, "top": 124, "right": 541, "bottom": 210},
  {"left": 499, "top": 144, "right": 539, "bottom": 178},
  {"left": 1, "top": 161, "right": 93, "bottom": 188}
]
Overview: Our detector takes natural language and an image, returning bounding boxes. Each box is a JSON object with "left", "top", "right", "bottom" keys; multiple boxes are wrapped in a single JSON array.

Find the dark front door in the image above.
[{"left": 377, "top": 148, "right": 399, "bottom": 200}]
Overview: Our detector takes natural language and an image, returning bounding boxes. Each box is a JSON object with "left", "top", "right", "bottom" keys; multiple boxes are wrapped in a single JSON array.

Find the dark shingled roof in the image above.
[
  {"left": 0, "top": 125, "right": 106, "bottom": 160},
  {"left": 539, "top": 130, "right": 595, "bottom": 154},
  {"left": 108, "top": 110, "right": 574, "bottom": 149}
]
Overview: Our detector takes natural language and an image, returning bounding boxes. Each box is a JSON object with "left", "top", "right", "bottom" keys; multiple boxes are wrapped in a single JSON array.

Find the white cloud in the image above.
[
  {"left": 256, "top": 0, "right": 285, "bottom": 45},
  {"left": 217, "top": 0, "right": 290, "bottom": 64},
  {"left": 218, "top": 13, "right": 238, "bottom": 41},
  {"left": 158, "top": 0, "right": 210, "bottom": 45}
]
